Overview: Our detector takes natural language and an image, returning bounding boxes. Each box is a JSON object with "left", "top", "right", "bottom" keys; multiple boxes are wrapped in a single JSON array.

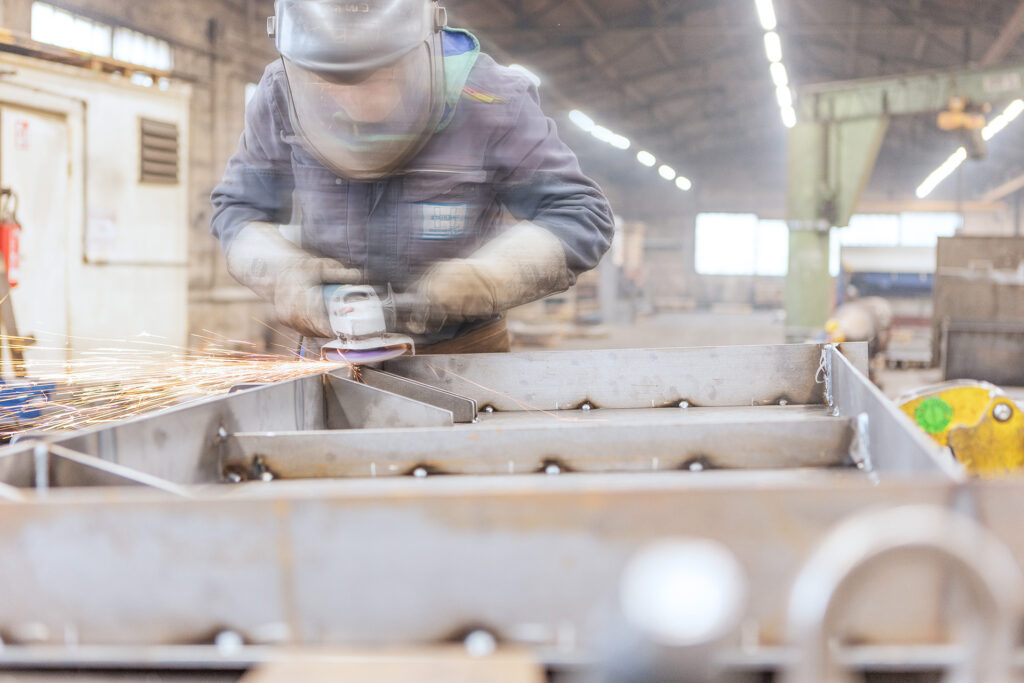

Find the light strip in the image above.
[
  {"left": 763, "top": 32, "right": 783, "bottom": 63},
  {"left": 754, "top": 0, "right": 777, "bottom": 30},
  {"left": 754, "top": 1, "right": 796, "bottom": 129},
  {"left": 569, "top": 110, "right": 692, "bottom": 191},
  {"left": 770, "top": 62, "right": 788, "bottom": 87},
  {"left": 915, "top": 99, "right": 1024, "bottom": 198},
  {"left": 569, "top": 109, "right": 595, "bottom": 132}
]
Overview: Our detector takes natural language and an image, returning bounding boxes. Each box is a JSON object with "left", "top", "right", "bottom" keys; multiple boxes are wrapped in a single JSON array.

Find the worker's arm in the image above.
[
  {"left": 211, "top": 64, "right": 360, "bottom": 339},
  {"left": 211, "top": 64, "right": 296, "bottom": 251},
  {"left": 403, "top": 73, "right": 615, "bottom": 334}
]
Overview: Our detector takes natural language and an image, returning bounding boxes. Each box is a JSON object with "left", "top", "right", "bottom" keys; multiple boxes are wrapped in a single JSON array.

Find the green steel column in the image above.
[
  {"left": 786, "top": 121, "right": 832, "bottom": 341},
  {"left": 785, "top": 116, "right": 889, "bottom": 341}
]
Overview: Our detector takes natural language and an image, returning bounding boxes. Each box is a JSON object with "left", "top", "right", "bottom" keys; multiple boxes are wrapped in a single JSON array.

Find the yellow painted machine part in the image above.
[
  {"left": 948, "top": 399, "right": 1024, "bottom": 477},
  {"left": 899, "top": 384, "right": 1024, "bottom": 476},
  {"left": 899, "top": 385, "right": 994, "bottom": 447}
]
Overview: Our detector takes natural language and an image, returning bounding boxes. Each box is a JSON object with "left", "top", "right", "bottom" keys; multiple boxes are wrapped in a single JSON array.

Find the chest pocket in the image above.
[{"left": 401, "top": 170, "right": 490, "bottom": 244}]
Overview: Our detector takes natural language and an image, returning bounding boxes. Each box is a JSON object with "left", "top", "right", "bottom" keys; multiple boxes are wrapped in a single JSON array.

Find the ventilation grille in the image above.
[{"left": 139, "top": 118, "right": 180, "bottom": 185}]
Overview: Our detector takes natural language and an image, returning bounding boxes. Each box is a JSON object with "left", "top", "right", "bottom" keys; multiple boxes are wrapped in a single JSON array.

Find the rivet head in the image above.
[
  {"left": 413, "top": 467, "right": 428, "bottom": 479},
  {"left": 260, "top": 471, "right": 274, "bottom": 482},
  {"left": 545, "top": 464, "right": 561, "bottom": 475},
  {"left": 994, "top": 403, "right": 1014, "bottom": 423},
  {"left": 678, "top": 401, "right": 690, "bottom": 409},
  {"left": 689, "top": 462, "right": 705, "bottom": 473},
  {"left": 581, "top": 403, "right": 592, "bottom": 411},
  {"left": 464, "top": 629, "right": 497, "bottom": 658}
]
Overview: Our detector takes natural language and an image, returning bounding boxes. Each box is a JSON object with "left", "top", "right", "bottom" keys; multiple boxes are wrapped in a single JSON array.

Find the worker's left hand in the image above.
[
  {"left": 400, "top": 259, "right": 500, "bottom": 335},
  {"left": 398, "top": 221, "right": 574, "bottom": 335}
]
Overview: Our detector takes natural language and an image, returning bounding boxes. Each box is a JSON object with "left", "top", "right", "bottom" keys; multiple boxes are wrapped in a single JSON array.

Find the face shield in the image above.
[{"left": 271, "top": 0, "right": 447, "bottom": 180}]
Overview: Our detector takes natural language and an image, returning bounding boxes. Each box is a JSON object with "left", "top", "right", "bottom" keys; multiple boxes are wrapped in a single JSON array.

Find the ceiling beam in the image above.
[
  {"left": 476, "top": 22, "right": 999, "bottom": 44},
  {"left": 981, "top": 0, "right": 1024, "bottom": 65},
  {"left": 980, "top": 171, "right": 1024, "bottom": 202}
]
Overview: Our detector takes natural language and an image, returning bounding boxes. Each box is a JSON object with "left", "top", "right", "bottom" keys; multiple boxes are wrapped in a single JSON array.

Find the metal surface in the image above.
[
  {"left": 0, "top": 342, "right": 1008, "bottom": 680},
  {"left": 325, "top": 373, "right": 454, "bottom": 429},
  {"left": 0, "top": 473, "right": 959, "bottom": 649},
  {"left": 784, "top": 506, "right": 1023, "bottom": 683},
  {"left": 943, "top": 319, "right": 1024, "bottom": 385},
  {"left": 829, "top": 346, "right": 960, "bottom": 477},
  {"left": 933, "top": 235, "right": 1024, "bottom": 367},
  {"left": 384, "top": 344, "right": 848, "bottom": 410},
  {"left": 225, "top": 406, "right": 855, "bottom": 480},
  {"left": 359, "top": 367, "right": 477, "bottom": 423}
]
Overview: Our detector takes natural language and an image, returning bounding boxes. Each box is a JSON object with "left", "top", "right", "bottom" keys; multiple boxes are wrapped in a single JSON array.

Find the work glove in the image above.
[
  {"left": 401, "top": 221, "right": 572, "bottom": 335},
  {"left": 225, "top": 222, "right": 362, "bottom": 339}
]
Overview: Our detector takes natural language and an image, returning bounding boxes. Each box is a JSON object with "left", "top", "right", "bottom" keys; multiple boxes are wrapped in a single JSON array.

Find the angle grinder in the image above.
[{"left": 320, "top": 285, "right": 415, "bottom": 365}]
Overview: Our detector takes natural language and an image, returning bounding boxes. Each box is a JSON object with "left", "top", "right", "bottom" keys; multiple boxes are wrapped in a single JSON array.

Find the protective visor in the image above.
[
  {"left": 282, "top": 41, "right": 445, "bottom": 180},
  {"left": 274, "top": 0, "right": 447, "bottom": 180}
]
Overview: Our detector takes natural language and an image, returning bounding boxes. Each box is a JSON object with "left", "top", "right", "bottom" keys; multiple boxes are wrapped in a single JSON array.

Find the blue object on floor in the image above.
[{"left": 0, "top": 380, "right": 56, "bottom": 423}]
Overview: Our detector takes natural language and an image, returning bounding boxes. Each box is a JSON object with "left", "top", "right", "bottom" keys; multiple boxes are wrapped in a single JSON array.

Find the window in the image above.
[
  {"left": 695, "top": 213, "right": 789, "bottom": 276},
  {"left": 31, "top": 2, "right": 173, "bottom": 72},
  {"left": 829, "top": 212, "right": 961, "bottom": 274},
  {"left": 31, "top": 2, "right": 112, "bottom": 56},
  {"left": 113, "top": 27, "right": 173, "bottom": 72}
]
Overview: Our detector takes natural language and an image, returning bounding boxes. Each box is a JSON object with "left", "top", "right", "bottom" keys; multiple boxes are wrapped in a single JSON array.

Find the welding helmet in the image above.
[{"left": 269, "top": 0, "right": 448, "bottom": 180}]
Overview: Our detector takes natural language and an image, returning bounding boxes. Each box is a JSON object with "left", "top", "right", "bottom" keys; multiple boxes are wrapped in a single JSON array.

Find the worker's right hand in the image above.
[{"left": 225, "top": 222, "right": 362, "bottom": 339}]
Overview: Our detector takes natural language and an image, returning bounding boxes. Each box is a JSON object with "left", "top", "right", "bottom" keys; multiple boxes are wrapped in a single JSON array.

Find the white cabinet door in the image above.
[{"left": 1, "top": 106, "right": 70, "bottom": 368}]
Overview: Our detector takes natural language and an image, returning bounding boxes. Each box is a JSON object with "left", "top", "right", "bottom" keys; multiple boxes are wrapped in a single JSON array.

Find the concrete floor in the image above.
[{"left": 524, "top": 310, "right": 1023, "bottom": 404}]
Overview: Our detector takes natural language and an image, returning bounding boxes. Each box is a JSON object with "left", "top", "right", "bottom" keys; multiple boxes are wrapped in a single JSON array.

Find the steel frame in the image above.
[{"left": 1, "top": 342, "right": 1019, "bottom": 681}]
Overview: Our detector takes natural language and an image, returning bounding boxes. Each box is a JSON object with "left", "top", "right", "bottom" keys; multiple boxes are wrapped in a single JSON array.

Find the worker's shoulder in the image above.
[
  {"left": 259, "top": 59, "right": 287, "bottom": 85},
  {"left": 463, "top": 52, "right": 535, "bottom": 108}
]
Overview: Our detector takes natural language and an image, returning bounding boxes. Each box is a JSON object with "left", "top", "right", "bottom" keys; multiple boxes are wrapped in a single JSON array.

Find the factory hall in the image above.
[{"left": 0, "top": 0, "right": 1023, "bottom": 680}]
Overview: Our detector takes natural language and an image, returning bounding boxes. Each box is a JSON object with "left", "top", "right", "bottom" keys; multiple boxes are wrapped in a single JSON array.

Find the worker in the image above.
[{"left": 210, "top": 0, "right": 614, "bottom": 354}]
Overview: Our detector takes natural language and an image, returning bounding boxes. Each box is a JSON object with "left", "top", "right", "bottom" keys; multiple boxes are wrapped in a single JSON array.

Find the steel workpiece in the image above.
[{"left": 0, "top": 342, "right": 1017, "bottom": 681}]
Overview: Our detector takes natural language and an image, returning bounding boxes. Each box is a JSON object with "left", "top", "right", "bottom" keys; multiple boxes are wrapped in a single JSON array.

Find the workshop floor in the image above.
[{"left": 530, "top": 310, "right": 1024, "bottom": 404}]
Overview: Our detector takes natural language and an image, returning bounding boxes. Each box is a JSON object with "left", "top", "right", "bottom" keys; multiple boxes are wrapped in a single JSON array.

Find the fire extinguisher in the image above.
[{"left": 0, "top": 188, "right": 21, "bottom": 288}]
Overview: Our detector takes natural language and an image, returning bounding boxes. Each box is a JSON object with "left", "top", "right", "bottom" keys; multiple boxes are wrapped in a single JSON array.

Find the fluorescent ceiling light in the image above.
[
  {"left": 763, "top": 32, "right": 783, "bottom": 63},
  {"left": 610, "top": 134, "right": 631, "bottom": 150},
  {"left": 916, "top": 99, "right": 1024, "bottom": 198},
  {"left": 775, "top": 85, "right": 792, "bottom": 109},
  {"left": 915, "top": 147, "right": 967, "bottom": 199},
  {"left": 676, "top": 176, "right": 693, "bottom": 191},
  {"left": 637, "top": 150, "right": 657, "bottom": 167},
  {"left": 591, "top": 125, "right": 615, "bottom": 143},
  {"left": 569, "top": 110, "right": 595, "bottom": 132},
  {"left": 509, "top": 64, "right": 541, "bottom": 88},
  {"left": 754, "top": 0, "right": 777, "bottom": 31},
  {"left": 659, "top": 165, "right": 677, "bottom": 181},
  {"left": 781, "top": 106, "right": 797, "bottom": 129},
  {"left": 770, "top": 62, "right": 788, "bottom": 87},
  {"left": 982, "top": 99, "right": 1024, "bottom": 141}
]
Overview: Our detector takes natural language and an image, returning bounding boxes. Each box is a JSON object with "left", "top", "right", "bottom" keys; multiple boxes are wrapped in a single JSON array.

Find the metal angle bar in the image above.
[
  {"left": 325, "top": 375, "right": 454, "bottom": 430},
  {"left": 47, "top": 444, "right": 192, "bottom": 496},
  {"left": 831, "top": 351, "right": 962, "bottom": 479},
  {"left": 385, "top": 344, "right": 835, "bottom": 411},
  {"left": 43, "top": 376, "right": 327, "bottom": 485},
  {"left": 224, "top": 411, "right": 854, "bottom": 479},
  {"left": 355, "top": 368, "right": 477, "bottom": 423},
  {"left": 0, "top": 478, "right": 956, "bottom": 650}
]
